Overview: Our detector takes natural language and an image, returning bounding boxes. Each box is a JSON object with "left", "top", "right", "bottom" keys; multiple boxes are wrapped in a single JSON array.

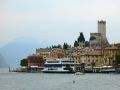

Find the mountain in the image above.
[
  {"left": 0, "top": 54, "right": 8, "bottom": 67},
  {"left": 0, "top": 38, "right": 51, "bottom": 67}
]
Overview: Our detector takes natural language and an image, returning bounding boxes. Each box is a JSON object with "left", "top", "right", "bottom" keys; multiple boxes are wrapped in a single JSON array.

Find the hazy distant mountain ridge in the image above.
[
  {"left": 0, "top": 54, "right": 8, "bottom": 67},
  {"left": 0, "top": 38, "right": 50, "bottom": 67}
]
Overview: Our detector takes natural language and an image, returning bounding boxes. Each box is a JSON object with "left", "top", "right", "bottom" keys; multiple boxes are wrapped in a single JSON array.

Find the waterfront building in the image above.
[
  {"left": 69, "top": 47, "right": 104, "bottom": 67},
  {"left": 36, "top": 48, "right": 51, "bottom": 60},
  {"left": 80, "top": 49, "right": 103, "bottom": 67},
  {"left": 67, "top": 45, "right": 120, "bottom": 68},
  {"left": 27, "top": 54, "right": 45, "bottom": 68},
  {"left": 49, "top": 48, "right": 65, "bottom": 59},
  {"left": 103, "top": 45, "right": 120, "bottom": 66},
  {"left": 36, "top": 48, "right": 65, "bottom": 59}
]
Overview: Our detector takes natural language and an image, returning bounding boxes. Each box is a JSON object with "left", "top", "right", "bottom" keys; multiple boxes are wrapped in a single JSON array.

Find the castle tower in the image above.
[{"left": 98, "top": 20, "right": 106, "bottom": 39}]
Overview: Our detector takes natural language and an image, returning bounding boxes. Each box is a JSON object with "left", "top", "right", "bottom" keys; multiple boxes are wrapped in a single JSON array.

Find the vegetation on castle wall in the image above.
[
  {"left": 47, "top": 43, "right": 70, "bottom": 50},
  {"left": 63, "top": 42, "right": 69, "bottom": 49},
  {"left": 85, "top": 41, "right": 90, "bottom": 47},
  {"left": 74, "top": 40, "right": 79, "bottom": 47},
  {"left": 90, "top": 36, "right": 96, "bottom": 41}
]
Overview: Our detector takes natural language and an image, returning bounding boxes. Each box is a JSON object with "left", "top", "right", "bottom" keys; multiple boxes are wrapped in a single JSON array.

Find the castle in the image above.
[
  {"left": 78, "top": 20, "right": 109, "bottom": 48},
  {"left": 89, "top": 20, "right": 109, "bottom": 47}
]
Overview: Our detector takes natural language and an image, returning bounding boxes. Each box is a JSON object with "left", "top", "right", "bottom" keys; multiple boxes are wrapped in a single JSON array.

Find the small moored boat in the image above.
[{"left": 75, "top": 72, "right": 85, "bottom": 75}]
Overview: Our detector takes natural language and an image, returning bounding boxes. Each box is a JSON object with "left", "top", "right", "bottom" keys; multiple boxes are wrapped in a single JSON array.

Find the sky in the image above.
[{"left": 0, "top": 0, "right": 120, "bottom": 48}]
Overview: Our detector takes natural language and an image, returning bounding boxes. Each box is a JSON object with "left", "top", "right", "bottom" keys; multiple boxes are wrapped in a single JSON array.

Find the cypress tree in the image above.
[
  {"left": 63, "top": 43, "right": 69, "bottom": 49},
  {"left": 77, "top": 32, "right": 85, "bottom": 43},
  {"left": 74, "top": 41, "right": 79, "bottom": 47}
]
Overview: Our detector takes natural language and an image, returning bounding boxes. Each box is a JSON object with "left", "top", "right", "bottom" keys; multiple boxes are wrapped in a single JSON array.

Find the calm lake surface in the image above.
[{"left": 0, "top": 68, "right": 120, "bottom": 90}]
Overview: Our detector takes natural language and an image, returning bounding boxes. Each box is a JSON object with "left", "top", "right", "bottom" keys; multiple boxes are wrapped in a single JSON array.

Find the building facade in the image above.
[
  {"left": 27, "top": 54, "right": 45, "bottom": 67},
  {"left": 89, "top": 33, "right": 102, "bottom": 47},
  {"left": 103, "top": 45, "right": 120, "bottom": 66}
]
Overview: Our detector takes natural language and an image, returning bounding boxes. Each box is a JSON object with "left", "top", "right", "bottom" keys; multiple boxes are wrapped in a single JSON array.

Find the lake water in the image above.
[{"left": 0, "top": 68, "right": 120, "bottom": 90}]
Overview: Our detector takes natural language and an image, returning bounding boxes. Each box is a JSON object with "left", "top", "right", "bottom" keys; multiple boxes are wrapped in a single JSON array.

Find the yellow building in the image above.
[
  {"left": 35, "top": 45, "right": 120, "bottom": 68},
  {"left": 36, "top": 48, "right": 65, "bottom": 60},
  {"left": 49, "top": 48, "right": 65, "bottom": 59},
  {"left": 36, "top": 48, "right": 51, "bottom": 60},
  {"left": 70, "top": 48, "right": 103, "bottom": 67},
  {"left": 69, "top": 45, "right": 120, "bottom": 67},
  {"left": 103, "top": 45, "right": 120, "bottom": 66}
]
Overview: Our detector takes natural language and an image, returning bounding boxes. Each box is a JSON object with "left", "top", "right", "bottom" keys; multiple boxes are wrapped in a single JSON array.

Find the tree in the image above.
[
  {"left": 74, "top": 40, "right": 79, "bottom": 47},
  {"left": 77, "top": 32, "right": 85, "bottom": 43},
  {"left": 20, "top": 59, "right": 28, "bottom": 66},
  {"left": 51, "top": 44, "right": 62, "bottom": 48},
  {"left": 58, "top": 44, "right": 62, "bottom": 48},
  {"left": 90, "top": 36, "right": 96, "bottom": 41},
  {"left": 63, "top": 43, "right": 69, "bottom": 49},
  {"left": 85, "top": 41, "right": 90, "bottom": 47}
]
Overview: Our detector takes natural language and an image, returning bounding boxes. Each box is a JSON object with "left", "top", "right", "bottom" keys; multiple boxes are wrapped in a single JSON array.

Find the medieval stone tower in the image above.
[
  {"left": 98, "top": 20, "right": 109, "bottom": 46},
  {"left": 98, "top": 20, "right": 106, "bottom": 40}
]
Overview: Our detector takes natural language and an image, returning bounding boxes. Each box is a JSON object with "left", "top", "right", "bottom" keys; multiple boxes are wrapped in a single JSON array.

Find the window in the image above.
[
  {"left": 44, "top": 64, "right": 62, "bottom": 67},
  {"left": 47, "top": 61, "right": 59, "bottom": 63}
]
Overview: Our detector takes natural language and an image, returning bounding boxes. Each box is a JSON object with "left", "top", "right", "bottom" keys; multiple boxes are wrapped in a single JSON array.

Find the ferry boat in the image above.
[{"left": 42, "top": 58, "right": 77, "bottom": 73}]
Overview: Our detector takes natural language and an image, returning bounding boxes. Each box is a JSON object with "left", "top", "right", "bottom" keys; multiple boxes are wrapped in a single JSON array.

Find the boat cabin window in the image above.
[
  {"left": 47, "top": 61, "right": 59, "bottom": 63},
  {"left": 62, "top": 61, "right": 74, "bottom": 63},
  {"left": 44, "top": 64, "right": 62, "bottom": 67}
]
